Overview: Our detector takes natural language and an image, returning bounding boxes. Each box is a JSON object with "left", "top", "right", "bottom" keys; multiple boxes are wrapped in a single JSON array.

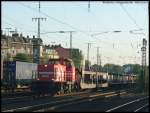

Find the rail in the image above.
[{"left": 106, "top": 96, "right": 149, "bottom": 112}]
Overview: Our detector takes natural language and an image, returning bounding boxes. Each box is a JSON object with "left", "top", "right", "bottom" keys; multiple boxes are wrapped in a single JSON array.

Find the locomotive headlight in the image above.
[{"left": 44, "top": 65, "right": 47, "bottom": 67}]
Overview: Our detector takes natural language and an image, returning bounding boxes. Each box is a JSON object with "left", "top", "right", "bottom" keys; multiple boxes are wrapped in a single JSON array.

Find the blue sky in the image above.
[{"left": 2, "top": 1, "right": 149, "bottom": 66}]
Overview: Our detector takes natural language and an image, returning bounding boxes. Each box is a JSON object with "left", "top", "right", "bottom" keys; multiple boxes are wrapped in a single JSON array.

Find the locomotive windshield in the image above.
[
  {"left": 48, "top": 59, "right": 60, "bottom": 65},
  {"left": 48, "top": 58, "right": 74, "bottom": 67}
]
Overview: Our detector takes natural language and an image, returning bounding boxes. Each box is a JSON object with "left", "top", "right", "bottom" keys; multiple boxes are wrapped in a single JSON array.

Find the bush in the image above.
[{"left": 14, "top": 53, "right": 32, "bottom": 62}]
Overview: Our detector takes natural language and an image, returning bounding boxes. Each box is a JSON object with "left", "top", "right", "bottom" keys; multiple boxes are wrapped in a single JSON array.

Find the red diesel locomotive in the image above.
[{"left": 31, "top": 58, "right": 80, "bottom": 95}]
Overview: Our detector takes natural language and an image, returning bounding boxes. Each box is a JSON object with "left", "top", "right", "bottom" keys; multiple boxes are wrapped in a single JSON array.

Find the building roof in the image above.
[
  {"left": 1, "top": 33, "right": 37, "bottom": 44},
  {"left": 55, "top": 47, "right": 70, "bottom": 59}
]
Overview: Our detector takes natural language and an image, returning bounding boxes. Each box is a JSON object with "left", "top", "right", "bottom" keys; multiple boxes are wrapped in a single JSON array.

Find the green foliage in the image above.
[
  {"left": 71, "top": 49, "right": 83, "bottom": 69},
  {"left": 145, "top": 66, "right": 149, "bottom": 94},
  {"left": 98, "top": 63, "right": 143, "bottom": 75},
  {"left": 137, "top": 66, "right": 149, "bottom": 93},
  {"left": 91, "top": 64, "right": 102, "bottom": 71},
  {"left": 132, "top": 64, "right": 141, "bottom": 74},
  {"left": 102, "top": 64, "right": 122, "bottom": 74},
  {"left": 14, "top": 53, "right": 32, "bottom": 62},
  {"left": 123, "top": 64, "right": 141, "bottom": 75},
  {"left": 85, "top": 60, "right": 91, "bottom": 66}
]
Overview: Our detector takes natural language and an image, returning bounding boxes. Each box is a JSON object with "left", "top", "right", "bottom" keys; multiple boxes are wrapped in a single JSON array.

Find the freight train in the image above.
[
  {"left": 2, "top": 61, "right": 37, "bottom": 90},
  {"left": 31, "top": 58, "right": 137, "bottom": 95}
]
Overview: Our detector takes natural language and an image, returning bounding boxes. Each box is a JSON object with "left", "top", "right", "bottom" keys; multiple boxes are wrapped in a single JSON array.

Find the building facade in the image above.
[
  {"left": 1, "top": 33, "right": 33, "bottom": 60},
  {"left": 1, "top": 33, "right": 44, "bottom": 62}
]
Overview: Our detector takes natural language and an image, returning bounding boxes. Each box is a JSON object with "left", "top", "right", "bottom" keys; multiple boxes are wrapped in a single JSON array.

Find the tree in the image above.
[
  {"left": 137, "top": 65, "right": 149, "bottom": 93},
  {"left": 122, "top": 64, "right": 149, "bottom": 93},
  {"left": 71, "top": 49, "right": 83, "bottom": 69},
  {"left": 13, "top": 53, "right": 32, "bottom": 62},
  {"left": 145, "top": 66, "right": 149, "bottom": 94},
  {"left": 84, "top": 60, "right": 91, "bottom": 70},
  {"left": 103, "top": 64, "right": 122, "bottom": 74},
  {"left": 90, "top": 64, "right": 102, "bottom": 72},
  {"left": 122, "top": 64, "right": 141, "bottom": 75}
]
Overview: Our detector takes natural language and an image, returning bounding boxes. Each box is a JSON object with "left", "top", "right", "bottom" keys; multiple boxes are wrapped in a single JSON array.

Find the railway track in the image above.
[
  {"left": 2, "top": 90, "right": 91, "bottom": 105},
  {"left": 2, "top": 87, "right": 134, "bottom": 106},
  {"left": 1, "top": 87, "right": 108, "bottom": 104},
  {"left": 2, "top": 88, "right": 138, "bottom": 112},
  {"left": 2, "top": 90, "right": 33, "bottom": 98},
  {"left": 106, "top": 96, "right": 149, "bottom": 112},
  {"left": 2, "top": 95, "right": 33, "bottom": 105},
  {"left": 2, "top": 90, "right": 94, "bottom": 111}
]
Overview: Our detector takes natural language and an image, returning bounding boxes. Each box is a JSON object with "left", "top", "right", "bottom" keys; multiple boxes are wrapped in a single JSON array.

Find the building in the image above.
[
  {"left": 1, "top": 33, "right": 33, "bottom": 60},
  {"left": 55, "top": 45, "right": 70, "bottom": 59},
  {"left": 41, "top": 44, "right": 83, "bottom": 68},
  {"left": 42, "top": 44, "right": 71, "bottom": 59},
  {"left": 1, "top": 32, "right": 43, "bottom": 64},
  {"left": 41, "top": 44, "right": 69, "bottom": 64},
  {"left": 42, "top": 45, "right": 60, "bottom": 59}
]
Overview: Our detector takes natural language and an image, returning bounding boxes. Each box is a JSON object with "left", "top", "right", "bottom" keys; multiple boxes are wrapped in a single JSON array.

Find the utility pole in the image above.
[
  {"left": 41, "top": 30, "right": 75, "bottom": 59},
  {"left": 99, "top": 54, "right": 101, "bottom": 67},
  {"left": 95, "top": 46, "right": 100, "bottom": 87},
  {"left": 96, "top": 47, "right": 101, "bottom": 65},
  {"left": 87, "top": 43, "right": 91, "bottom": 64},
  {"left": 96, "top": 47, "right": 101, "bottom": 71},
  {"left": 32, "top": 1, "right": 46, "bottom": 38},
  {"left": 86, "top": 43, "right": 93, "bottom": 70},
  {"left": 32, "top": 1, "right": 46, "bottom": 64},
  {"left": 88, "top": 1, "right": 90, "bottom": 12},
  {"left": 59, "top": 31, "right": 75, "bottom": 59},
  {"left": 141, "top": 38, "right": 147, "bottom": 92},
  {"left": 70, "top": 31, "right": 73, "bottom": 59}
]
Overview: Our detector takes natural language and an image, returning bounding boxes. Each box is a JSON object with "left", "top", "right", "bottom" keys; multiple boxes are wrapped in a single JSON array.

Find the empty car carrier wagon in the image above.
[{"left": 3, "top": 61, "right": 37, "bottom": 89}]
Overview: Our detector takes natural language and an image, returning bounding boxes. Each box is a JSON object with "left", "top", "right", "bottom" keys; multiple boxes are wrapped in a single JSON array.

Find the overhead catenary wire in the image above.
[
  {"left": 14, "top": 2, "right": 144, "bottom": 50},
  {"left": 2, "top": 20, "right": 37, "bottom": 35},
  {"left": 90, "top": 29, "right": 143, "bottom": 47},
  {"left": 18, "top": 2, "right": 91, "bottom": 37},
  {"left": 91, "top": 29, "right": 143, "bottom": 59},
  {"left": 3, "top": 15, "right": 36, "bottom": 30},
  {"left": 92, "top": 35, "right": 140, "bottom": 64},
  {"left": 120, "top": 4, "right": 146, "bottom": 35},
  {"left": 2, "top": 16, "right": 38, "bottom": 34},
  {"left": 120, "top": 4, "right": 147, "bottom": 62}
]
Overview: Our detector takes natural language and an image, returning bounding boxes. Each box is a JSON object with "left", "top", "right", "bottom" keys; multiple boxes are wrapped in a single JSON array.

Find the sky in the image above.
[{"left": 1, "top": 1, "right": 149, "bottom": 66}]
